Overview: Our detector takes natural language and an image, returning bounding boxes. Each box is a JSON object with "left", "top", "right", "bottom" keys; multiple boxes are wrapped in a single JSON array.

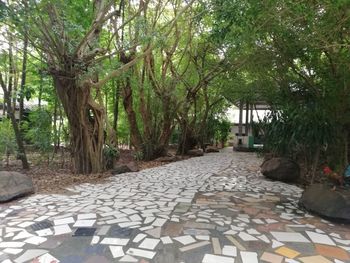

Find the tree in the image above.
[
  {"left": 210, "top": 0, "right": 350, "bottom": 182},
  {"left": 7, "top": 0, "right": 193, "bottom": 173}
]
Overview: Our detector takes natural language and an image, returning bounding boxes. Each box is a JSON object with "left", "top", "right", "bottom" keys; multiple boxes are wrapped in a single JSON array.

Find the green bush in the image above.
[
  {"left": 0, "top": 119, "right": 17, "bottom": 166},
  {"left": 103, "top": 144, "right": 119, "bottom": 169},
  {"left": 24, "top": 108, "right": 52, "bottom": 155}
]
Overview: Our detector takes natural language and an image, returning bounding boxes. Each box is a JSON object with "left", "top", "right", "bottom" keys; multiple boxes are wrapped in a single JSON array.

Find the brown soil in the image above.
[{"left": 1, "top": 148, "right": 192, "bottom": 195}]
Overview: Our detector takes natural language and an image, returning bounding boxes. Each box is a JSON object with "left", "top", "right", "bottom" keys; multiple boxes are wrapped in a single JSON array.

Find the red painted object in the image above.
[{"left": 323, "top": 166, "right": 332, "bottom": 175}]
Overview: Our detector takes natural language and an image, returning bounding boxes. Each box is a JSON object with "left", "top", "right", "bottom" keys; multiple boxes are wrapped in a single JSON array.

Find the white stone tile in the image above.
[
  {"left": 97, "top": 226, "right": 110, "bottom": 235},
  {"left": 73, "top": 220, "right": 96, "bottom": 227},
  {"left": 24, "top": 236, "right": 47, "bottom": 245},
  {"left": 119, "top": 255, "right": 138, "bottom": 262},
  {"left": 305, "top": 231, "right": 335, "bottom": 246},
  {"left": 126, "top": 248, "right": 156, "bottom": 259},
  {"left": 17, "top": 222, "right": 34, "bottom": 228},
  {"left": 152, "top": 218, "right": 167, "bottom": 227},
  {"left": 330, "top": 233, "right": 341, "bottom": 239},
  {"left": 270, "top": 232, "right": 310, "bottom": 243},
  {"left": 139, "top": 238, "right": 160, "bottom": 250},
  {"left": 100, "top": 238, "right": 129, "bottom": 246},
  {"left": 202, "top": 254, "right": 235, "bottom": 263},
  {"left": 54, "top": 225, "right": 72, "bottom": 235},
  {"left": 13, "top": 249, "right": 48, "bottom": 263},
  {"left": 13, "top": 231, "right": 34, "bottom": 240},
  {"left": 133, "top": 234, "right": 147, "bottom": 243},
  {"left": 54, "top": 217, "right": 75, "bottom": 225},
  {"left": 144, "top": 217, "right": 155, "bottom": 224},
  {"left": 196, "top": 235, "right": 210, "bottom": 241},
  {"left": 240, "top": 251, "right": 258, "bottom": 263},
  {"left": 247, "top": 229, "right": 260, "bottom": 235},
  {"left": 161, "top": 236, "right": 173, "bottom": 244},
  {"left": 224, "top": 230, "right": 237, "bottom": 235},
  {"left": 37, "top": 253, "right": 59, "bottom": 263},
  {"left": 271, "top": 239, "right": 284, "bottom": 248},
  {"left": 265, "top": 219, "right": 278, "bottom": 224},
  {"left": 0, "top": 258, "right": 12, "bottom": 263},
  {"left": 0, "top": 242, "right": 25, "bottom": 248},
  {"left": 334, "top": 238, "right": 350, "bottom": 245},
  {"left": 238, "top": 232, "right": 258, "bottom": 241},
  {"left": 173, "top": 235, "right": 196, "bottom": 245},
  {"left": 252, "top": 219, "right": 264, "bottom": 224},
  {"left": 129, "top": 214, "right": 142, "bottom": 222},
  {"left": 77, "top": 213, "right": 97, "bottom": 220},
  {"left": 5, "top": 227, "right": 22, "bottom": 233},
  {"left": 3, "top": 248, "right": 23, "bottom": 255},
  {"left": 121, "top": 209, "right": 138, "bottom": 215},
  {"left": 222, "top": 245, "right": 237, "bottom": 257},
  {"left": 119, "top": 222, "right": 140, "bottom": 228},
  {"left": 34, "top": 216, "right": 50, "bottom": 222},
  {"left": 36, "top": 228, "right": 53, "bottom": 237},
  {"left": 109, "top": 246, "right": 125, "bottom": 258},
  {"left": 257, "top": 235, "right": 270, "bottom": 243},
  {"left": 91, "top": 236, "right": 100, "bottom": 245}
]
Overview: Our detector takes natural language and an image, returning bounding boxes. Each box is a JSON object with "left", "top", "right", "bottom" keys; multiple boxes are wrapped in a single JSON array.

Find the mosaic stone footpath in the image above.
[{"left": 0, "top": 149, "right": 349, "bottom": 263}]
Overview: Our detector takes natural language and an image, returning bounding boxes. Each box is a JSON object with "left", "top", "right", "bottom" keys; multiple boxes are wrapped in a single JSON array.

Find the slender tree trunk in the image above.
[
  {"left": 113, "top": 79, "right": 120, "bottom": 144},
  {"left": 344, "top": 130, "right": 348, "bottom": 168},
  {"left": 122, "top": 77, "right": 143, "bottom": 151},
  {"left": 0, "top": 74, "right": 29, "bottom": 170},
  {"left": 19, "top": 33, "right": 28, "bottom": 123},
  {"left": 38, "top": 70, "right": 43, "bottom": 108},
  {"left": 245, "top": 101, "right": 249, "bottom": 135},
  {"left": 238, "top": 100, "right": 243, "bottom": 136},
  {"left": 53, "top": 96, "right": 58, "bottom": 153},
  {"left": 310, "top": 147, "right": 320, "bottom": 184},
  {"left": 19, "top": 1, "right": 28, "bottom": 123}
]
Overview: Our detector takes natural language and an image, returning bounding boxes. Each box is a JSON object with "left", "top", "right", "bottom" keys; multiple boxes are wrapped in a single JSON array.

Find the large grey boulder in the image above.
[
  {"left": 154, "top": 156, "right": 181, "bottom": 162},
  {"left": 188, "top": 149, "right": 204, "bottom": 157},
  {"left": 299, "top": 184, "right": 350, "bottom": 223},
  {"left": 0, "top": 171, "right": 34, "bottom": 202},
  {"left": 261, "top": 157, "right": 300, "bottom": 182},
  {"left": 112, "top": 161, "right": 139, "bottom": 175},
  {"left": 205, "top": 147, "right": 220, "bottom": 153}
]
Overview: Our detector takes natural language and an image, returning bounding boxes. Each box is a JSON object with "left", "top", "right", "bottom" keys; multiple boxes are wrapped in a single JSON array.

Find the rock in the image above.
[
  {"left": 112, "top": 161, "right": 139, "bottom": 175},
  {"left": 154, "top": 156, "right": 180, "bottom": 162},
  {"left": 205, "top": 147, "right": 220, "bottom": 153},
  {"left": 299, "top": 184, "right": 350, "bottom": 223},
  {"left": 0, "top": 171, "right": 34, "bottom": 202},
  {"left": 125, "top": 161, "right": 139, "bottom": 172},
  {"left": 188, "top": 149, "right": 204, "bottom": 157},
  {"left": 261, "top": 157, "right": 300, "bottom": 182}
]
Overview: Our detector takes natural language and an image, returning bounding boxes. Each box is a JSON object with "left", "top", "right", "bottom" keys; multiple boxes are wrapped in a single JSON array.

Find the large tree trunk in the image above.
[{"left": 53, "top": 77, "right": 105, "bottom": 174}]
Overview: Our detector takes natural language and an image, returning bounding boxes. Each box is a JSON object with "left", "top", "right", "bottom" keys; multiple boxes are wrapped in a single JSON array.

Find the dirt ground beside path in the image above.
[{"left": 1, "top": 148, "right": 192, "bottom": 194}]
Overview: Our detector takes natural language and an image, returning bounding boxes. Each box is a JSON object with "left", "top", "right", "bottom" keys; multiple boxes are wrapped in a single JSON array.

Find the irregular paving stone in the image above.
[
  {"left": 109, "top": 226, "right": 133, "bottom": 238},
  {"left": 315, "top": 244, "right": 350, "bottom": 261},
  {"left": 31, "top": 221, "right": 53, "bottom": 231},
  {"left": 298, "top": 255, "right": 333, "bottom": 263},
  {"left": 83, "top": 255, "right": 112, "bottom": 263},
  {"left": 1, "top": 150, "right": 350, "bottom": 263},
  {"left": 73, "top": 228, "right": 96, "bottom": 237},
  {"left": 0, "top": 171, "right": 34, "bottom": 202},
  {"left": 59, "top": 255, "right": 85, "bottom": 263}
]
